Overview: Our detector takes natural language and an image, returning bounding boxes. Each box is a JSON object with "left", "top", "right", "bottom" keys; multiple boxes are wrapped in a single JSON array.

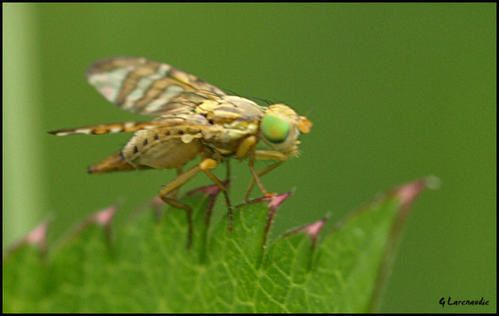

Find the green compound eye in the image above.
[{"left": 261, "top": 114, "right": 290, "bottom": 144}]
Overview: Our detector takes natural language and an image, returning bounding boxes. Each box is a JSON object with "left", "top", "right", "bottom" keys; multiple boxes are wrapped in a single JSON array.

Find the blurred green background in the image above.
[{"left": 3, "top": 3, "right": 496, "bottom": 313}]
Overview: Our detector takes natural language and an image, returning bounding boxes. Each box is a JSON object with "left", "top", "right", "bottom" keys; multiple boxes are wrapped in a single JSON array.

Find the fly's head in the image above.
[{"left": 260, "top": 104, "right": 312, "bottom": 157}]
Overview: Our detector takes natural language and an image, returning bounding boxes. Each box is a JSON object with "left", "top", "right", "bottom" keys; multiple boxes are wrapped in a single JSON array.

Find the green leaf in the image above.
[{"left": 3, "top": 178, "right": 434, "bottom": 313}]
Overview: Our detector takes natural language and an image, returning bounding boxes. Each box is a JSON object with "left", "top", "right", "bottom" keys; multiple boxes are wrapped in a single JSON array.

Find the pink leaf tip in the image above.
[
  {"left": 395, "top": 176, "right": 439, "bottom": 209},
  {"left": 150, "top": 195, "right": 165, "bottom": 209},
  {"left": 92, "top": 205, "right": 118, "bottom": 227},
  {"left": 266, "top": 192, "right": 292, "bottom": 213},
  {"left": 25, "top": 221, "right": 49, "bottom": 248},
  {"left": 303, "top": 216, "right": 328, "bottom": 240},
  {"left": 5, "top": 220, "right": 51, "bottom": 257}
]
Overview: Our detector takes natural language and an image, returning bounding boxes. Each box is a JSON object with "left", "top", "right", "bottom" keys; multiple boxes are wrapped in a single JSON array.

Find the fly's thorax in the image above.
[
  {"left": 193, "top": 96, "right": 263, "bottom": 155},
  {"left": 194, "top": 96, "right": 263, "bottom": 125},
  {"left": 201, "top": 120, "right": 260, "bottom": 156},
  {"left": 259, "top": 104, "right": 312, "bottom": 156}
]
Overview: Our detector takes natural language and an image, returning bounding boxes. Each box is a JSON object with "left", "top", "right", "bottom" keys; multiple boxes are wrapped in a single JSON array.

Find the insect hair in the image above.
[{"left": 221, "top": 86, "right": 278, "bottom": 107}]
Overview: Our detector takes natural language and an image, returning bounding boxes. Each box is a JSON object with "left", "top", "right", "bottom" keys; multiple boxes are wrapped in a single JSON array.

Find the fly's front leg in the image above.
[
  {"left": 248, "top": 153, "right": 270, "bottom": 197},
  {"left": 244, "top": 160, "right": 284, "bottom": 202},
  {"left": 244, "top": 150, "right": 288, "bottom": 202},
  {"left": 254, "top": 150, "right": 288, "bottom": 161},
  {"left": 235, "top": 136, "right": 257, "bottom": 159},
  {"left": 234, "top": 135, "right": 264, "bottom": 201},
  {"left": 159, "top": 158, "right": 218, "bottom": 249},
  {"left": 235, "top": 136, "right": 282, "bottom": 201}
]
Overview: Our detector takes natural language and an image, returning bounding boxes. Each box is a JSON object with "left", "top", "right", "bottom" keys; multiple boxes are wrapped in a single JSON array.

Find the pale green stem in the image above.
[{"left": 3, "top": 4, "right": 45, "bottom": 246}]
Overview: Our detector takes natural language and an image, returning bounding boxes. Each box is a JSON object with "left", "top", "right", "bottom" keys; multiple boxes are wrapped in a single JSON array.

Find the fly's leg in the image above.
[
  {"left": 170, "top": 167, "right": 183, "bottom": 199},
  {"left": 244, "top": 150, "right": 288, "bottom": 202},
  {"left": 234, "top": 137, "right": 283, "bottom": 201},
  {"left": 244, "top": 161, "right": 284, "bottom": 202},
  {"left": 234, "top": 135, "right": 265, "bottom": 199},
  {"left": 248, "top": 154, "right": 270, "bottom": 196},
  {"left": 159, "top": 158, "right": 220, "bottom": 249},
  {"left": 196, "top": 159, "right": 233, "bottom": 231},
  {"left": 160, "top": 196, "right": 195, "bottom": 249},
  {"left": 154, "top": 167, "right": 183, "bottom": 220},
  {"left": 225, "top": 159, "right": 231, "bottom": 187},
  {"left": 224, "top": 159, "right": 234, "bottom": 231},
  {"left": 236, "top": 136, "right": 257, "bottom": 159},
  {"left": 254, "top": 150, "right": 288, "bottom": 161}
]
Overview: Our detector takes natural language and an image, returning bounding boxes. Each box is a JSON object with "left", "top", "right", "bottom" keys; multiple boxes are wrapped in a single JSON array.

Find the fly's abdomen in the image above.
[
  {"left": 122, "top": 126, "right": 203, "bottom": 169},
  {"left": 88, "top": 152, "right": 152, "bottom": 174}
]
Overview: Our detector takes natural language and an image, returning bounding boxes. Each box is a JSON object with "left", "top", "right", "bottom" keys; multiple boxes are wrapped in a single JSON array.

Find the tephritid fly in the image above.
[{"left": 50, "top": 57, "right": 312, "bottom": 245}]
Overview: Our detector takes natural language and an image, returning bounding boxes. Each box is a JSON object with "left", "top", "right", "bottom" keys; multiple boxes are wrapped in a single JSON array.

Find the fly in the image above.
[{"left": 49, "top": 57, "right": 312, "bottom": 246}]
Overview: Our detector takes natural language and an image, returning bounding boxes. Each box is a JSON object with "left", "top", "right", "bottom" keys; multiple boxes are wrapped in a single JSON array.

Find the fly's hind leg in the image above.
[{"left": 159, "top": 158, "right": 227, "bottom": 248}]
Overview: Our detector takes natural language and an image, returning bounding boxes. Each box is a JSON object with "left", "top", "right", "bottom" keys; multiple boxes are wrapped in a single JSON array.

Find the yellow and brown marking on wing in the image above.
[
  {"left": 48, "top": 121, "right": 162, "bottom": 136},
  {"left": 87, "top": 57, "right": 226, "bottom": 116}
]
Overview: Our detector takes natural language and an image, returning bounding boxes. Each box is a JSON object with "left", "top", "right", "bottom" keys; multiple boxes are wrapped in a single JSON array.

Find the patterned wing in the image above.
[{"left": 87, "top": 57, "right": 226, "bottom": 116}]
